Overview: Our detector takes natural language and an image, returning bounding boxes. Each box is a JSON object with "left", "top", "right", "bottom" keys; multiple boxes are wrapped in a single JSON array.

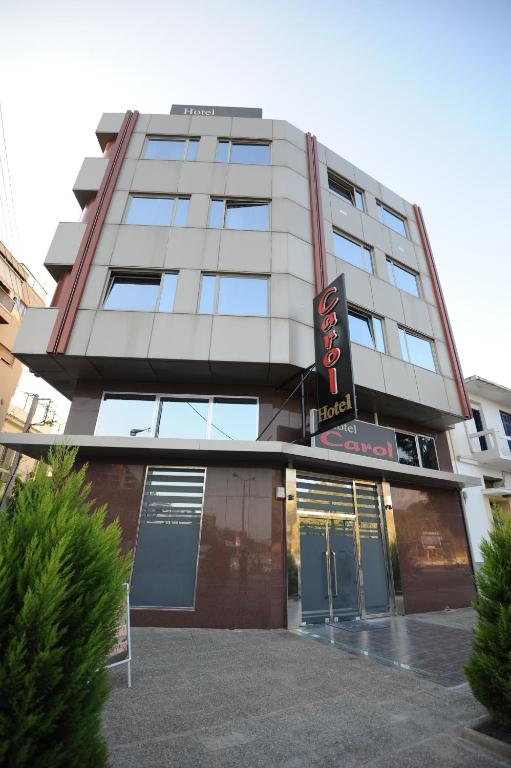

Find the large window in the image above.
[
  {"left": 348, "top": 309, "right": 385, "bottom": 352},
  {"left": 103, "top": 272, "right": 177, "bottom": 312},
  {"left": 208, "top": 199, "right": 270, "bottom": 230},
  {"left": 376, "top": 201, "right": 407, "bottom": 237},
  {"left": 125, "top": 196, "right": 189, "bottom": 226},
  {"left": 333, "top": 231, "right": 373, "bottom": 273},
  {"left": 216, "top": 140, "right": 270, "bottom": 165},
  {"left": 399, "top": 328, "right": 436, "bottom": 371},
  {"left": 328, "top": 172, "right": 364, "bottom": 211},
  {"left": 386, "top": 258, "right": 420, "bottom": 297},
  {"left": 396, "top": 431, "right": 438, "bottom": 470},
  {"left": 143, "top": 137, "right": 199, "bottom": 161},
  {"left": 94, "top": 394, "right": 258, "bottom": 440},
  {"left": 198, "top": 273, "right": 268, "bottom": 316}
]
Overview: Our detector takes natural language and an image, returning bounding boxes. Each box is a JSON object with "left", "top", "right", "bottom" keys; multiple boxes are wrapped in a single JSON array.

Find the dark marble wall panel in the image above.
[
  {"left": 83, "top": 460, "right": 287, "bottom": 629},
  {"left": 391, "top": 485, "right": 475, "bottom": 613}
]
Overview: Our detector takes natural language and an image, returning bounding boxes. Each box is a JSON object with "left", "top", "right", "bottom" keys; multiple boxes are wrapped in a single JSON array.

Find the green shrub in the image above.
[
  {"left": 0, "top": 445, "right": 130, "bottom": 767},
  {"left": 465, "top": 509, "right": 511, "bottom": 728}
]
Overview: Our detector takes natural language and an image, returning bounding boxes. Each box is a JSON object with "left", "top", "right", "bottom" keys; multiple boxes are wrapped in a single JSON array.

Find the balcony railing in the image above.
[{"left": 468, "top": 428, "right": 511, "bottom": 463}]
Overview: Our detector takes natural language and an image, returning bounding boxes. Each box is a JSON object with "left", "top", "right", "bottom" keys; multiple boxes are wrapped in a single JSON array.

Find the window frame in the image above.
[
  {"left": 208, "top": 198, "right": 271, "bottom": 230},
  {"left": 332, "top": 229, "right": 373, "bottom": 274},
  {"left": 376, "top": 201, "right": 408, "bottom": 238},
  {"left": 347, "top": 306, "right": 386, "bottom": 353},
  {"left": 102, "top": 270, "right": 178, "bottom": 313},
  {"left": 327, "top": 171, "right": 364, "bottom": 211},
  {"left": 386, "top": 257, "right": 420, "bottom": 297},
  {"left": 398, "top": 326, "right": 437, "bottom": 372},
  {"left": 124, "top": 195, "right": 190, "bottom": 226},
  {"left": 215, "top": 139, "right": 271, "bottom": 164},
  {"left": 198, "top": 272, "right": 270, "bottom": 316},
  {"left": 143, "top": 136, "right": 200, "bottom": 161},
  {"left": 94, "top": 392, "right": 259, "bottom": 440},
  {"left": 395, "top": 429, "right": 439, "bottom": 470}
]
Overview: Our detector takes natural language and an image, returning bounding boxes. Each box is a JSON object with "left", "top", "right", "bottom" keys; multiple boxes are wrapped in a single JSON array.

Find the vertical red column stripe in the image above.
[
  {"left": 305, "top": 133, "right": 328, "bottom": 293},
  {"left": 47, "top": 109, "right": 139, "bottom": 355},
  {"left": 413, "top": 204, "right": 471, "bottom": 418}
]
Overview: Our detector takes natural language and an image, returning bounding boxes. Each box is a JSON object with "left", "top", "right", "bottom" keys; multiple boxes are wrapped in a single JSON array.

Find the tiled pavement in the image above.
[
  {"left": 295, "top": 609, "right": 475, "bottom": 686},
  {"left": 103, "top": 611, "right": 507, "bottom": 768}
]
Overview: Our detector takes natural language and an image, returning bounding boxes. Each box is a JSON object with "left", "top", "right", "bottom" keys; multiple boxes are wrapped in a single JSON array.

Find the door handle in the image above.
[
  {"left": 323, "top": 552, "right": 330, "bottom": 598},
  {"left": 330, "top": 551, "right": 338, "bottom": 598}
]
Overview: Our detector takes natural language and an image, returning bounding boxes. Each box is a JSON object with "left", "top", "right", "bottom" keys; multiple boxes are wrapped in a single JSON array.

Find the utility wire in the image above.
[
  {"left": 0, "top": 104, "right": 20, "bottom": 253},
  {"left": 185, "top": 401, "right": 234, "bottom": 440}
]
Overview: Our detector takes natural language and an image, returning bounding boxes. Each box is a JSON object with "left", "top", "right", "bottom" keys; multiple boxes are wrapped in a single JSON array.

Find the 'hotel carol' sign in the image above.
[
  {"left": 312, "top": 418, "right": 398, "bottom": 463},
  {"left": 170, "top": 104, "right": 263, "bottom": 118},
  {"left": 313, "top": 274, "right": 357, "bottom": 433}
]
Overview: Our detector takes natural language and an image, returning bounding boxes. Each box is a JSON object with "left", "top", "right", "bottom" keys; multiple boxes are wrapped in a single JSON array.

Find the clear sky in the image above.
[{"left": 1, "top": 0, "right": 510, "bottom": 418}]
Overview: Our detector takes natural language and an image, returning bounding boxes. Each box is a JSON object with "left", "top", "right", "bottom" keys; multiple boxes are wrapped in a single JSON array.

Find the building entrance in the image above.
[{"left": 295, "top": 474, "right": 392, "bottom": 624}]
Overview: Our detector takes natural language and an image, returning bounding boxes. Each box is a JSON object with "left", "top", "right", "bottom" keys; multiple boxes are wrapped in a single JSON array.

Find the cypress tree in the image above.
[
  {"left": 465, "top": 508, "right": 511, "bottom": 728},
  {"left": 0, "top": 445, "right": 130, "bottom": 767}
]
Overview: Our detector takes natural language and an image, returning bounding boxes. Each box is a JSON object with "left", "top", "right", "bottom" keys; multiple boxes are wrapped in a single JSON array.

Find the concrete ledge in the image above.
[
  {"left": 0, "top": 432, "right": 481, "bottom": 490},
  {"left": 461, "top": 715, "right": 511, "bottom": 762}
]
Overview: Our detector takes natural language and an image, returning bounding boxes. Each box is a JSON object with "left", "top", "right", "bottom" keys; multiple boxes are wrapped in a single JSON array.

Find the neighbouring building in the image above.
[
  {"left": 0, "top": 105, "right": 480, "bottom": 628},
  {"left": 450, "top": 376, "right": 511, "bottom": 570},
  {"left": 0, "top": 241, "right": 46, "bottom": 427}
]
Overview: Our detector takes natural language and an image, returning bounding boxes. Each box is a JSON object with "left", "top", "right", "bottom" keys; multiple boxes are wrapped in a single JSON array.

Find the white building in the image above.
[{"left": 450, "top": 376, "right": 511, "bottom": 569}]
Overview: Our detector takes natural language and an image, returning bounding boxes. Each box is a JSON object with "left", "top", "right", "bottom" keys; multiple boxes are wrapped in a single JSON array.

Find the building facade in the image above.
[
  {"left": 0, "top": 106, "right": 479, "bottom": 628},
  {"left": 450, "top": 376, "right": 511, "bottom": 570}
]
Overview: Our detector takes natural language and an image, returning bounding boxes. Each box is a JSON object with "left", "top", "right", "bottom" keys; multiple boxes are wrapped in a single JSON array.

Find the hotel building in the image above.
[{"left": 0, "top": 105, "right": 479, "bottom": 628}]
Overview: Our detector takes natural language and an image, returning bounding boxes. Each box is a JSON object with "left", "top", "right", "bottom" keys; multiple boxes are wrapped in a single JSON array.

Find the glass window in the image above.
[
  {"left": 328, "top": 173, "right": 364, "bottom": 211},
  {"left": 386, "top": 259, "right": 420, "bottom": 297},
  {"left": 210, "top": 398, "right": 258, "bottom": 440},
  {"left": 143, "top": 138, "right": 199, "bottom": 161},
  {"left": 333, "top": 231, "right": 373, "bottom": 273},
  {"left": 199, "top": 274, "right": 268, "bottom": 316},
  {"left": 376, "top": 202, "right": 407, "bottom": 237},
  {"left": 215, "top": 140, "right": 229, "bottom": 162},
  {"left": 216, "top": 140, "right": 270, "bottom": 165},
  {"left": 348, "top": 310, "right": 385, "bottom": 352},
  {"left": 157, "top": 398, "right": 209, "bottom": 439},
  {"left": 418, "top": 435, "right": 439, "bottom": 469},
  {"left": 225, "top": 201, "right": 269, "bottom": 230},
  {"left": 399, "top": 328, "right": 436, "bottom": 371},
  {"left": 396, "top": 432, "right": 420, "bottom": 466},
  {"left": 103, "top": 272, "right": 177, "bottom": 312},
  {"left": 208, "top": 199, "right": 225, "bottom": 228},
  {"left": 230, "top": 143, "right": 270, "bottom": 165},
  {"left": 95, "top": 394, "right": 155, "bottom": 437},
  {"left": 125, "top": 196, "right": 189, "bottom": 226}
]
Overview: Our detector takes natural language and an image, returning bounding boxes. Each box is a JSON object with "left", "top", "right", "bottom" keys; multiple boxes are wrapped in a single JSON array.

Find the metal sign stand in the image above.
[{"left": 106, "top": 582, "right": 132, "bottom": 687}]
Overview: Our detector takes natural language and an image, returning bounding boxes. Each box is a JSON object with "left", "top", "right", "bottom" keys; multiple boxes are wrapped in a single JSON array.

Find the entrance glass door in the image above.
[{"left": 299, "top": 516, "right": 358, "bottom": 623}]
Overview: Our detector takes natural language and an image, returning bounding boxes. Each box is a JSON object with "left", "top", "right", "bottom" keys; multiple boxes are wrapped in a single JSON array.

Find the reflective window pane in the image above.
[
  {"left": 208, "top": 199, "right": 224, "bottom": 228},
  {"left": 157, "top": 398, "right": 209, "bottom": 439},
  {"left": 333, "top": 232, "right": 373, "bottom": 273},
  {"left": 377, "top": 203, "right": 407, "bottom": 237},
  {"left": 158, "top": 273, "right": 178, "bottom": 312},
  {"left": 225, "top": 202, "right": 269, "bottom": 231},
  {"left": 404, "top": 331, "right": 436, "bottom": 371},
  {"left": 126, "top": 197, "right": 173, "bottom": 226},
  {"left": 144, "top": 139, "right": 185, "bottom": 161},
  {"left": 210, "top": 398, "right": 258, "bottom": 440},
  {"left": 373, "top": 317, "right": 385, "bottom": 352},
  {"left": 387, "top": 259, "right": 419, "bottom": 296},
  {"left": 95, "top": 394, "right": 155, "bottom": 437},
  {"left": 355, "top": 190, "right": 364, "bottom": 211},
  {"left": 418, "top": 436, "right": 438, "bottom": 469},
  {"left": 104, "top": 276, "right": 160, "bottom": 311},
  {"left": 396, "top": 432, "right": 419, "bottom": 466},
  {"left": 186, "top": 139, "right": 199, "bottom": 161},
  {"left": 173, "top": 198, "right": 189, "bottom": 227},
  {"left": 215, "top": 140, "right": 229, "bottom": 162},
  {"left": 198, "top": 274, "right": 216, "bottom": 313},
  {"left": 218, "top": 276, "right": 268, "bottom": 315},
  {"left": 348, "top": 312, "right": 375, "bottom": 349},
  {"left": 230, "top": 143, "right": 270, "bottom": 165},
  {"left": 329, "top": 177, "right": 354, "bottom": 204},
  {"left": 399, "top": 328, "right": 409, "bottom": 362}
]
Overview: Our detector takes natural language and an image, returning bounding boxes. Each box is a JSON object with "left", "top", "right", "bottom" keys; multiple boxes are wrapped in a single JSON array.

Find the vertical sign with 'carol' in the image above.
[{"left": 313, "top": 273, "right": 357, "bottom": 433}]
